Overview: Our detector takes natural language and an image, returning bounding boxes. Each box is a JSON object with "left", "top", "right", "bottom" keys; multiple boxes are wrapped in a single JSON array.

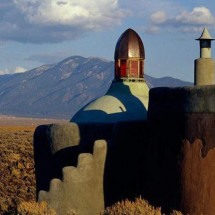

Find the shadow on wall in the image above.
[
  {"left": 33, "top": 121, "right": 150, "bottom": 208},
  {"left": 33, "top": 82, "right": 149, "bottom": 209},
  {"left": 33, "top": 84, "right": 181, "bottom": 214},
  {"left": 33, "top": 121, "right": 184, "bottom": 213},
  {"left": 71, "top": 82, "right": 148, "bottom": 123},
  {"left": 34, "top": 85, "right": 215, "bottom": 215},
  {"left": 33, "top": 114, "right": 183, "bottom": 213}
]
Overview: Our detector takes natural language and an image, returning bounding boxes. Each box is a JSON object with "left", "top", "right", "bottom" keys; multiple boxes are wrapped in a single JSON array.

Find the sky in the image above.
[{"left": 0, "top": 0, "right": 215, "bottom": 82}]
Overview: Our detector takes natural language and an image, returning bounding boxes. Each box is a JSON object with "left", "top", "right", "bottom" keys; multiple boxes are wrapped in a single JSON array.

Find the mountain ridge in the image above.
[{"left": 0, "top": 56, "right": 192, "bottom": 119}]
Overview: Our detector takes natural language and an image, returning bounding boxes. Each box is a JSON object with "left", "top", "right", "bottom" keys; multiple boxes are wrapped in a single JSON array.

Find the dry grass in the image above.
[
  {"left": 103, "top": 197, "right": 183, "bottom": 215},
  {"left": 0, "top": 126, "right": 36, "bottom": 214},
  {"left": 0, "top": 125, "right": 183, "bottom": 215},
  {"left": 17, "top": 201, "right": 56, "bottom": 215},
  {"left": 17, "top": 198, "right": 183, "bottom": 215},
  {"left": 103, "top": 198, "right": 162, "bottom": 215},
  {"left": 18, "top": 201, "right": 80, "bottom": 215}
]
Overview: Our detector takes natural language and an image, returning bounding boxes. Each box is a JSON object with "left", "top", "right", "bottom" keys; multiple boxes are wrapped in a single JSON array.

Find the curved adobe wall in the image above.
[
  {"left": 148, "top": 85, "right": 215, "bottom": 116},
  {"left": 148, "top": 85, "right": 215, "bottom": 214},
  {"left": 194, "top": 58, "right": 215, "bottom": 85},
  {"left": 148, "top": 85, "right": 215, "bottom": 155}
]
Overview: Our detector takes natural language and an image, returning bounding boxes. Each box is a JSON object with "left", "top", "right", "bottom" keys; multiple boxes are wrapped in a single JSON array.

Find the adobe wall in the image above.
[
  {"left": 38, "top": 140, "right": 107, "bottom": 215},
  {"left": 194, "top": 58, "right": 215, "bottom": 85},
  {"left": 34, "top": 122, "right": 113, "bottom": 195},
  {"left": 34, "top": 85, "right": 215, "bottom": 214},
  {"left": 34, "top": 120, "right": 149, "bottom": 214},
  {"left": 148, "top": 85, "right": 215, "bottom": 214}
]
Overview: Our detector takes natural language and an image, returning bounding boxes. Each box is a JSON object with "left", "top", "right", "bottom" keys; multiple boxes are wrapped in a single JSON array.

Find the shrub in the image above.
[
  {"left": 103, "top": 197, "right": 183, "bottom": 215},
  {"left": 103, "top": 197, "right": 161, "bottom": 215},
  {"left": 17, "top": 201, "right": 80, "bottom": 215},
  {"left": 17, "top": 201, "right": 56, "bottom": 215}
]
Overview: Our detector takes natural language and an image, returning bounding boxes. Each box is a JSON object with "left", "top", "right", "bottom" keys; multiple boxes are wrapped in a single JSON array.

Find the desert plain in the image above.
[{"left": 0, "top": 115, "right": 67, "bottom": 214}]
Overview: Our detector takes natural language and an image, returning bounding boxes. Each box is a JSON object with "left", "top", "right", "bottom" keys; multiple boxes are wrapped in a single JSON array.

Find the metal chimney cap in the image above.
[{"left": 196, "top": 27, "right": 215, "bottom": 41}]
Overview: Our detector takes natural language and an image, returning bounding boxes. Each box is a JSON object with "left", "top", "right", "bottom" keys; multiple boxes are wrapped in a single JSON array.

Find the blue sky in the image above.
[{"left": 0, "top": 0, "right": 215, "bottom": 82}]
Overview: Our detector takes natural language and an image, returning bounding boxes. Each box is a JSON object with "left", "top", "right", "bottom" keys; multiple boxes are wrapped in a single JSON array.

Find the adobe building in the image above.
[
  {"left": 147, "top": 28, "right": 215, "bottom": 214},
  {"left": 34, "top": 28, "right": 149, "bottom": 215},
  {"left": 34, "top": 28, "right": 215, "bottom": 215},
  {"left": 194, "top": 28, "right": 215, "bottom": 85},
  {"left": 72, "top": 28, "right": 149, "bottom": 123}
]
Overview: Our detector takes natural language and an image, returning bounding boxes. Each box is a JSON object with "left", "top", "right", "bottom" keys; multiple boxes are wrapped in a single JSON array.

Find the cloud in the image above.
[
  {"left": 148, "top": 7, "right": 215, "bottom": 33},
  {"left": 14, "top": 0, "right": 125, "bottom": 28},
  {"left": 175, "top": 7, "right": 215, "bottom": 25},
  {"left": 14, "top": 66, "right": 27, "bottom": 73},
  {"left": 150, "top": 11, "right": 167, "bottom": 25},
  {"left": 1, "top": 1, "right": 214, "bottom": 43},
  {"left": 0, "top": 68, "right": 10, "bottom": 75},
  {"left": 0, "top": 0, "right": 128, "bottom": 43},
  {"left": 144, "top": 26, "right": 160, "bottom": 34},
  {"left": 122, "top": 0, "right": 179, "bottom": 17},
  {"left": 0, "top": 66, "right": 27, "bottom": 75},
  {"left": 181, "top": 27, "right": 204, "bottom": 33}
]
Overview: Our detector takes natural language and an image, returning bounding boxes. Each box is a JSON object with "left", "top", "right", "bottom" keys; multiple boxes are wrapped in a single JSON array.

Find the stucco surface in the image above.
[
  {"left": 34, "top": 85, "right": 215, "bottom": 215},
  {"left": 180, "top": 139, "right": 215, "bottom": 215},
  {"left": 39, "top": 140, "right": 107, "bottom": 215},
  {"left": 72, "top": 81, "right": 149, "bottom": 123},
  {"left": 148, "top": 85, "right": 215, "bottom": 120},
  {"left": 194, "top": 58, "right": 215, "bottom": 85}
]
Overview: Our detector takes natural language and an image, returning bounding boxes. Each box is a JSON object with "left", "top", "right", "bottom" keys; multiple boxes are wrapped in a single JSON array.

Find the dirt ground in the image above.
[
  {"left": 0, "top": 115, "right": 68, "bottom": 214},
  {"left": 0, "top": 115, "right": 67, "bottom": 126},
  {"left": 0, "top": 126, "right": 36, "bottom": 214}
]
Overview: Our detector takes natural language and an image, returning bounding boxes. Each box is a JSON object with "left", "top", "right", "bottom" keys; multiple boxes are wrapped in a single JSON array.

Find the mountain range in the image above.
[{"left": 0, "top": 56, "right": 192, "bottom": 119}]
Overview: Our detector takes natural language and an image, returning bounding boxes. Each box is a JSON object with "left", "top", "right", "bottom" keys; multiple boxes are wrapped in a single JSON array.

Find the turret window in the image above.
[{"left": 129, "top": 60, "right": 138, "bottom": 77}]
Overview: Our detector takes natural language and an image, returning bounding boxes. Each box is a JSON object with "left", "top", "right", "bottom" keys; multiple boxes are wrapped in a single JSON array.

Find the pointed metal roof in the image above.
[
  {"left": 114, "top": 28, "right": 145, "bottom": 59},
  {"left": 196, "top": 28, "right": 215, "bottom": 40}
]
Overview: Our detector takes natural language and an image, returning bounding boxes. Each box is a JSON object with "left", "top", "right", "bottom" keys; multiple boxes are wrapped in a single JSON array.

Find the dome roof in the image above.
[
  {"left": 71, "top": 82, "right": 149, "bottom": 123},
  {"left": 114, "top": 28, "right": 145, "bottom": 60}
]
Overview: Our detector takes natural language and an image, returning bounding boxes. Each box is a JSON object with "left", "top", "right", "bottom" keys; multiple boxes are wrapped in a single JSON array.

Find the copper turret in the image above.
[{"left": 114, "top": 28, "right": 145, "bottom": 81}]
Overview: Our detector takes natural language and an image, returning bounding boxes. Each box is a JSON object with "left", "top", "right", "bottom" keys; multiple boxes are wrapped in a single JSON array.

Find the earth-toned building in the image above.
[
  {"left": 34, "top": 28, "right": 215, "bottom": 215},
  {"left": 195, "top": 27, "right": 215, "bottom": 85},
  {"left": 72, "top": 28, "right": 149, "bottom": 123}
]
